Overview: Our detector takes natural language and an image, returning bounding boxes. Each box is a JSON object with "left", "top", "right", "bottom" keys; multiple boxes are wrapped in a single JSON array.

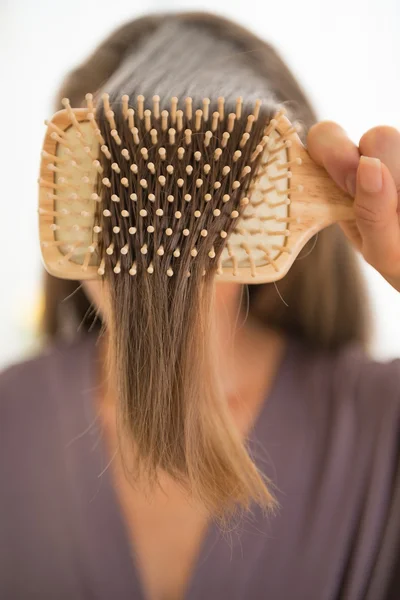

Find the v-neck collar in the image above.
[{"left": 59, "top": 334, "right": 296, "bottom": 600}]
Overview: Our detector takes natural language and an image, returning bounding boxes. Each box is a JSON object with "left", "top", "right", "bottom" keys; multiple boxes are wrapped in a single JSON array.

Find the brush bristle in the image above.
[{"left": 86, "top": 94, "right": 270, "bottom": 277}]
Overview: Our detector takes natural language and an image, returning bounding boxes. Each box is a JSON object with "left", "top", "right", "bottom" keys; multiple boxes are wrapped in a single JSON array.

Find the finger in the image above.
[
  {"left": 307, "top": 121, "right": 360, "bottom": 195},
  {"left": 339, "top": 220, "right": 362, "bottom": 252},
  {"left": 359, "top": 126, "right": 400, "bottom": 190},
  {"left": 355, "top": 156, "right": 400, "bottom": 276}
]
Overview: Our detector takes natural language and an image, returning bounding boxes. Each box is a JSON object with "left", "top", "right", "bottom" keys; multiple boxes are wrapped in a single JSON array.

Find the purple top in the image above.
[{"left": 0, "top": 335, "right": 399, "bottom": 600}]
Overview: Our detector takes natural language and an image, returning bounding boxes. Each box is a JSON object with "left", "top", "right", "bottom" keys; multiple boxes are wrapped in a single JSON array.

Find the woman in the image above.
[{"left": 1, "top": 11, "right": 400, "bottom": 600}]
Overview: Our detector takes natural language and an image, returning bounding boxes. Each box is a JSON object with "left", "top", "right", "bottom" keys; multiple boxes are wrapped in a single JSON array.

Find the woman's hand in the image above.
[{"left": 307, "top": 122, "right": 400, "bottom": 291}]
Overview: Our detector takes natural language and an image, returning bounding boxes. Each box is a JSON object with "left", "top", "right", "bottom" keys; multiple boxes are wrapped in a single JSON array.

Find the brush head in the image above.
[{"left": 38, "top": 94, "right": 354, "bottom": 283}]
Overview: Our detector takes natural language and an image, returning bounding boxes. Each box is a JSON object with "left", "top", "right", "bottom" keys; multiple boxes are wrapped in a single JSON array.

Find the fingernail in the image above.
[
  {"left": 345, "top": 172, "right": 357, "bottom": 196},
  {"left": 358, "top": 156, "right": 383, "bottom": 193}
]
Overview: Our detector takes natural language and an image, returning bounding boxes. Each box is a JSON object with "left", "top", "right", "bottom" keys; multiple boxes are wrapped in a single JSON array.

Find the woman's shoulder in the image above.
[
  {"left": 271, "top": 340, "right": 400, "bottom": 597},
  {"left": 291, "top": 339, "right": 400, "bottom": 420},
  {"left": 0, "top": 335, "right": 102, "bottom": 594},
  {"left": 0, "top": 335, "right": 96, "bottom": 428},
  {"left": 0, "top": 343, "right": 60, "bottom": 395},
  {"left": 0, "top": 334, "right": 97, "bottom": 500},
  {"left": 278, "top": 339, "right": 400, "bottom": 486}
]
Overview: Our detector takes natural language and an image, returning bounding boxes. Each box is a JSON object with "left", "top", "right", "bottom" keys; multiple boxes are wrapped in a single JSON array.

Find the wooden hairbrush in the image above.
[{"left": 38, "top": 94, "right": 354, "bottom": 283}]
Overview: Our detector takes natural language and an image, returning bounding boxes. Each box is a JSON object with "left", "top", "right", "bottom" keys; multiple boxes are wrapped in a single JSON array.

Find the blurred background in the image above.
[{"left": 0, "top": 0, "right": 399, "bottom": 368}]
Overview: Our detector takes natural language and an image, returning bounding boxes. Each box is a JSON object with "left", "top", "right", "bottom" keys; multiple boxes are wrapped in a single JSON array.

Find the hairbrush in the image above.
[{"left": 38, "top": 94, "right": 354, "bottom": 283}]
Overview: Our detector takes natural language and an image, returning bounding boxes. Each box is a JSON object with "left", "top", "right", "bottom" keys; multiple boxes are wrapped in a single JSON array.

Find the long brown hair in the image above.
[{"left": 42, "top": 12, "right": 368, "bottom": 515}]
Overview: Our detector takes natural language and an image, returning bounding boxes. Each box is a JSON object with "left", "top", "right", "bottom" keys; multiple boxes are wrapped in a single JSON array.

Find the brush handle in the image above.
[{"left": 278, "top": 116, "right": 355, "bottom": 225}]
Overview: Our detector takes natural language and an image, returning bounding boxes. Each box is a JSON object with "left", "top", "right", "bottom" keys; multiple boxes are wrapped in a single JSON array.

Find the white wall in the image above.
[{"left": 0, "top": 0, "right": 399, "bottom": 368}]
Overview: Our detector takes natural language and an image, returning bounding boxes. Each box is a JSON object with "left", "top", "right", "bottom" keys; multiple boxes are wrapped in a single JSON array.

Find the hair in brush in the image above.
[
  {"left": 96, "top": 93, "right": 275, "bottom": 515},
  {"left": 91, "top": 21, "right": 281, "bottom": 515}
]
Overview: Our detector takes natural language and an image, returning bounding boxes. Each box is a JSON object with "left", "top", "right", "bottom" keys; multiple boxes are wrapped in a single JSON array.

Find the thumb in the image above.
[{"left": 354, "top": 155, "right": 400, "bottom": 275}]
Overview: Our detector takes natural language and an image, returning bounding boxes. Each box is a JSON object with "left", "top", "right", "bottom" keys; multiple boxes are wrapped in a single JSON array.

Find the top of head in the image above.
[{"left": 39, "top": 92, "right": 353, "bottom": 283}]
